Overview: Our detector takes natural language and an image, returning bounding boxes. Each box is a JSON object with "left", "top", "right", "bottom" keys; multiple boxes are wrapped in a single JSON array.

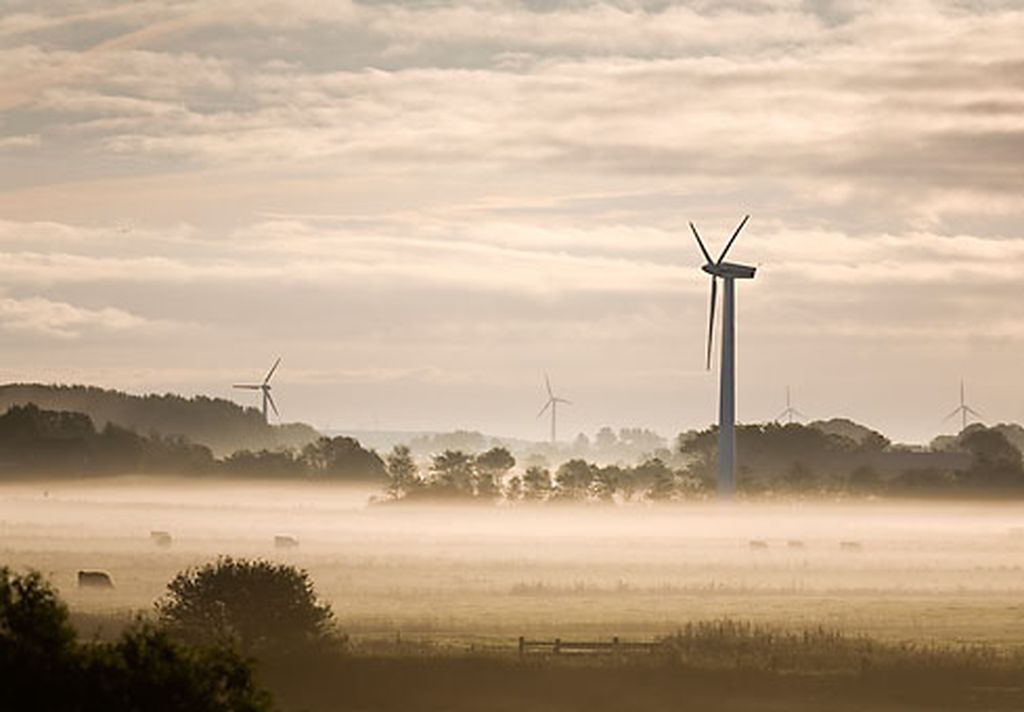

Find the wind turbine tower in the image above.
[
  {"left": 691, "top": 215, "right": 757, "bottom": 498},
  {"left": 944, "top": 379, "right": 982, "bottom": 432},
  {"left": 537, "top": 374, "right": 571, "bottom": 445},
  {"left": 776, "top": 386, "right": 805, "bottom": 424},
  {"left": 234, "top": 357, "right": 282, "bottom": 423}
]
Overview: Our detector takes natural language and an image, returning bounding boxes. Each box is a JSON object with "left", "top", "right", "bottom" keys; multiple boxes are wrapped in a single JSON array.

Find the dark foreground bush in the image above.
[
  {"left": 0, "top": 566, "right": 273, "bottom": 712},
  {"left": 157, "top": 557, "right": 335, "bottom": 655}
]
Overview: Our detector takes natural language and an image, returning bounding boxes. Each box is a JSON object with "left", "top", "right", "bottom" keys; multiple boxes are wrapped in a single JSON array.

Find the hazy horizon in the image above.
[{"left": 1, "top": 1, "right": 1022, "bottom": 445}]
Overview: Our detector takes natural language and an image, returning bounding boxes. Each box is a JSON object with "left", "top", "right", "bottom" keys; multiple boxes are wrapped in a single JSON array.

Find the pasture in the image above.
[{"left": 3, "top": 478, "right": 1024, "bottom": 650}]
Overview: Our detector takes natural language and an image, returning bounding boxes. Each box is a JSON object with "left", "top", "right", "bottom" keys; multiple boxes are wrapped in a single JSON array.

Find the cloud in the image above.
[{"left": 0, "top": 296, "right": 160, "bottom": 339}]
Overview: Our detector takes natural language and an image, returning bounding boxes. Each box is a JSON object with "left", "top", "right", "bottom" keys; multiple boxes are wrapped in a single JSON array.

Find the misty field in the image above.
[{"left": 3, "top": 478, "right": 1024, "bottom": 650}]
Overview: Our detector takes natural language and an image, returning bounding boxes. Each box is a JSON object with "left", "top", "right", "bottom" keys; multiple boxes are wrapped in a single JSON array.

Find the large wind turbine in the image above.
[
  {"left": 234, "top": 357, "right": 281, "bottom": 423},
  {"left": 691, "top": 215, "right": 756, "bottom": 498},
  {"left": 944, "top": 379, "right": 982, "bottom": 432},
  {"left": 537, "top": 374, "right": 571, "bottom": 445},
  {"left": 776, "top": 386, "right": 805, "bottom": 424}
]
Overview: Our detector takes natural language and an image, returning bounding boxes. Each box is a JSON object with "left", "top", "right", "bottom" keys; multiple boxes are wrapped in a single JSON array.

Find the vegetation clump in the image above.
[
  {"left": 0, "top": 566, "right": 273, "bottom": 711},
  {"left": 157, "top": 557, "right": 336, "bottom": 655}
]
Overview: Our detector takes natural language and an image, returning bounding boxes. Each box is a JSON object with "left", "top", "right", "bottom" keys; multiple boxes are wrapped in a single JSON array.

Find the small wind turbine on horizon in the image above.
[
  {"left": 775, "top": 386, "right": 806, "bottom": 424},
  {"left": 691, "top": 215, "right": 757, "bottom": 499},
  {"left": 234, "top": 357, "right": 282, "bottom": 424},
  {"left": 537, "top": 374, "right": 571, "bottom": 445},
  {"left": 944, "top": 379, "right": 982, "bottom": 433}
]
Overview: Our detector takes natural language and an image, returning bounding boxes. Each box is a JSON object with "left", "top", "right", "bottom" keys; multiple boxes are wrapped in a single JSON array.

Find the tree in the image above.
[
  {"left": 428, "top": 450, "right": 477, "bottom": 498},
  {"left": 522, "top": 466, "right": 552, "bottom": 501},
  {"left": 302, "top": 436, "right": 385, "bottom": 481},
  {"left": 640, "top": 459, "right": 677, "bottom": 501},
  {"left": 384, "top": 445, "right": 420, "bottom": 499},
  {"left": 960, "top": 427, "right": 1024, "bottom": 487},
  {"left": 475, "top": 447, "right": 515, "bottom": 499},
  {"left": 554, "top": 459, "right": 593, "bottom": 500},
  {"left": 590, "top": 465, "right": 622, "bottom": 502},
  {"left": 1, "top": 567, "right": 272, "bottom": 711},
  {"left": 157, "top": 557, "right": 334, "bottom": 655}
]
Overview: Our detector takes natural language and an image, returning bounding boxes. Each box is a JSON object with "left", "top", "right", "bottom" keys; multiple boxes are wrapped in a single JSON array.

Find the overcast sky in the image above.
[{"left": 0, "top": 0, "right": 1021, "bottom": 444}]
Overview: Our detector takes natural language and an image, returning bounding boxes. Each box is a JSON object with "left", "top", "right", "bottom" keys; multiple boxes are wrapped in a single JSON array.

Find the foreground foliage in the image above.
[{"left": 0, "top": 566, "right": 273, "bottom": 712}]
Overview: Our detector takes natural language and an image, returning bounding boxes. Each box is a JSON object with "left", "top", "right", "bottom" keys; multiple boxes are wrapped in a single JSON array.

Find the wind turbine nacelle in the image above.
[{"left": 703, "top": 262, "right": 756, "bottom": 279}]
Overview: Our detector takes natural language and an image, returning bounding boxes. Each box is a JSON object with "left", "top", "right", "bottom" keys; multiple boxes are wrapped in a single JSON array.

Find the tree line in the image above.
[
  {"left": 380, "top": 421, "right": 1024, "bottom": 502},
  {"left": 0, "top": 404, "right": 384, "bottom": 481}
]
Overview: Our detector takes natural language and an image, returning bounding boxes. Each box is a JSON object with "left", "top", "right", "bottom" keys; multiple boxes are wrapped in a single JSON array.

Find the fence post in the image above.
[
  {"left": 554, "top": 637, "right": 561, "bottom": 654},
  {"left": 613, "top": 635, "right": 620, "bottom": 653},
  {"left": 518, "top": 636, "right": 525, "bottom": 659}
]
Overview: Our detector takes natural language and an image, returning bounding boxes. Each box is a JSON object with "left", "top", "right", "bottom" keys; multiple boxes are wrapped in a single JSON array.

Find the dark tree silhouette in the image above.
[
  {"left": 475, "top": 446, "right": 516, "bottom": 499},
  {"left": 428, "top": 450, "right": 477, "bottom": 498},
  {"left": 522, "top": 465, "right": 552, "bottom": 501},
  {"left": 0, "top": 567, "right": 272, "bottom": 711},
  {"left": 157, "top": 557, "right": 335, "bottom": 655}
]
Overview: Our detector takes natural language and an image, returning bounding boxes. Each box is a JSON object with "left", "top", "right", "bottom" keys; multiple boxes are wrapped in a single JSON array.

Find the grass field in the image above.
[{"left": 6, "top": 478, "right": 1024, "bottom": 709}]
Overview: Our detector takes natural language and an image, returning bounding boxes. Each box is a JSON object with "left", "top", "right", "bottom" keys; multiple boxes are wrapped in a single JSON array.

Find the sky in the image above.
[{"left": 0, "top": 0, "right": 1022, "bottom": 445}]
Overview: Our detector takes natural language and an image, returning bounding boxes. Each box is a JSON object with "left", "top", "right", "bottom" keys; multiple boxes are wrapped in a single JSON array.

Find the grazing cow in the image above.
[
  {"left": 77, "top": 570, "right": 114, "bottom": 588},
  {"left": 839, "top": 541, "right": 863, "bottom": 552},
  {"left": 274, "top": 535, "right": 299, "bottom": 549},
  {"left": 748, "top": 540, "right": 769, "bottom": 550},
  {"left": 150, "top": 531, "right": 172, "bottom": 547},
  {"left": 787, "top": 540, "right": 805, "bottom": 549}
]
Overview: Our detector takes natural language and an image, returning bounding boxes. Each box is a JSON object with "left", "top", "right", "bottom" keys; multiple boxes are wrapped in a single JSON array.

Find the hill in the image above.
[{"left": 0, "top": 384, "right": 319, "bottom": 456}]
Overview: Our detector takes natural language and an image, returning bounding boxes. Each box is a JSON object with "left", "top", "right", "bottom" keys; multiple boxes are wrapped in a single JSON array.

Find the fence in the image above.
[{"left": 517, "top": 636, "right": 661, "bottom": 657}]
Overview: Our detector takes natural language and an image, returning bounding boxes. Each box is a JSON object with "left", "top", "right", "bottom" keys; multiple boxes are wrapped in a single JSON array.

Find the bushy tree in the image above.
[
  {"left": 475, "top": 446, "right": 516, "bottom": 499},
  {"left": 157, "top": 557, "right": 334, "bottom": 655},
  {"left": 384, "top": 445, "right": 420, "bottom": 499},
  {"left": 522, "top": 466, "right": 552, "bottom": 501},
  {"left": 302, "top": 436, "right": 386, "bottom": 481},
  {"left": 428, "top": 450, "right": 477, "bottom": 498},
  {"left": 554, "top": 459, "right": 593, "bottom": 500}
]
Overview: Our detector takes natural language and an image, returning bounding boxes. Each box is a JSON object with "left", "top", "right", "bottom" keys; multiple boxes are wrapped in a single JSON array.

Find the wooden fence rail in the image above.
[{"left": 518, "top": 636, "right": 661, "bottom": 657}]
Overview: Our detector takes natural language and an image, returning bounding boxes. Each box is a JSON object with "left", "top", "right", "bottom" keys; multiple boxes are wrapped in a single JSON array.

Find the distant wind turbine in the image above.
[
  {"left": 537, "top": 374, "right": 571, "bottom": 445},
  {"left": 691, "top": 215, "right": 757, "bottom": 498},
  {"left": 775, "top": 386, "right": 806, "bottom": 424},
  {"left": 234, "top": 357, "right": 281, "bottom": 423},
  {"left": 944, "top": 379, "right": 982, "bottom": 432}
]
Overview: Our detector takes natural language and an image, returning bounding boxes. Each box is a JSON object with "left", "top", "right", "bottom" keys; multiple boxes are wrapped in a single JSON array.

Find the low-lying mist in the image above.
[{"left": 4, "top": 477, "right": 1024, "bottom": 645}]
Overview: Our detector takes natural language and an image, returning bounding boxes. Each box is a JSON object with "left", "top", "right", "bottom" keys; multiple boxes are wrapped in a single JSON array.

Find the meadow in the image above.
[{"left": 4, "top": 477, "right": 1024, "bottom": 649}]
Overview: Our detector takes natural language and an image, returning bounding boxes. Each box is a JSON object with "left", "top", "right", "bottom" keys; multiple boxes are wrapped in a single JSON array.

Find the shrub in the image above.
[{"left": 157, "top": 557, "right": 335, "bottom": 654}]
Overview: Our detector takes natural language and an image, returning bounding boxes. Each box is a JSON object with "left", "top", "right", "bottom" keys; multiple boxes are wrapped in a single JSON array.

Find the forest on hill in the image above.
[{"left": 0, "top": 383, "right": 318, "bottom": 456}]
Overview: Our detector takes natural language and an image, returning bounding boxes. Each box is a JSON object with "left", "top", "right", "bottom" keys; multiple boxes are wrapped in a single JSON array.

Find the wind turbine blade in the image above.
[
  {"left": 545, "top": 373, "right": 553, "bottom": 398},
  {"left": 690, "top": 222, "right": 714, "bottom": 265},
  {"left": 705, "top": 276, "right": 717, "bottom": 370},
  {"left": 537, "top": 400, "right": 552, "bottom": 418},
  {"left": 233, "top": 384, "right": 261, "bottom": 389},
  {"left": 965, "top": 406, "right": 983, "bottom": 418},
  {"left": 775, "top": 409, "right": 788, "bottom": 422},
  {"left": 266, "top": 391, "right": 280, "bottom": 417},
  {"left": 717, "top": 214, "right": 750, "bottom": 264},
  {"left": 943, "top": 407, "right": 962, "bottom": 422},
  {"left": 264, "top": 357, "right": 282, "bottom": 385},
  {"left": 792, "top": 409, "right": 807, "bottom": 419},
  {"left": 556, "top": 398, "right": 572, "bottom": 405}
]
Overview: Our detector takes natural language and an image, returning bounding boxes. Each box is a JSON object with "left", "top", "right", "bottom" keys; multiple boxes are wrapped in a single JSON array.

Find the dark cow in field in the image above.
[
  {"left": 150, "top": 530, "right": 172, "bottom": 547},
  {"left": 787, "top": 540, "right": 805, "bottom": 549},
  {"left": 274, "top": 535, "right": 299, "bottom": 549},
  {"left": 77, "top": 570, "right": 114, "bottom": 588},
  {"left": 748, "top": 540, "right": 769, "bottom": 550},
  {"left": 839, "top": 541, "right": 863, "bottom": 552}
]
